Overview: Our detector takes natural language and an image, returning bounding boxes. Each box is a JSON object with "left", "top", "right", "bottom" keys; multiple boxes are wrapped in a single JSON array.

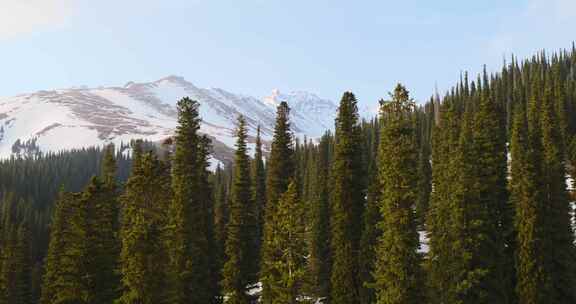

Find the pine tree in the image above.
[
  {"left": 198, "top": 133, "right": 221, "bottom": 303},
  {"left": 264, "top": 102, "right": 295, "bottom": 210},
  {"left": 359, "top": 121, "right": 380, "bottom": 304},
  {"left": 0, "top": 223, "right": 32, "bottom": 304},
  {"left": 426, "top": 98, "right": 467, "bottom": 304},
  {"left": 117, "top": 151, "right": 172, "bottom": 304},
  {"left": 222, "top": 116, "right": 253, "bottom": 303},
  {"left": 260, "top": 182, "right": 307, "bottom": 304},
  {"left": 81, "top": 176, "right": 120, "bottom": 303},
  {"left": 101, "top": 144, "right": 117, "bottom": 189},
  {"left": 373, "top": 84, "right": 423, "bottom": 304},
  {"left": 510, "top": 104, "right": 545, "bottom": 304},
  {"left": 358, "top": 178, "right": 380, "bottom": 304},
  {"left": 468, "top": 77, "right": 513, "bottom": 303},
  {"left": 537, "top": 79, "right": 576, "bottom": 302},
  {"left": 261, "top": 102, "right": 295, "bottom": 303},
  {"left": 213, "top": 164, "right": 229, "bottom": 296},
  {"left": 76, "top": 144, "right": 121, "bottom": 303},
  {"left": 330, "top": 91, "right": 365, "bottom": 304},
  {"left": 453, "top": 99, "right": 495, "bottom": 304},
  {"left": 40, "top": 191, "right": 91, "bottom": 304},
  {"left": 308, "top": 133, "right": 332, "bottom": 302},
  {"left": 250, "top": 125, "right": 266, "bottom": 282},
  {"left": 166, "top": 97, "right": 218, "bottom": 303}
]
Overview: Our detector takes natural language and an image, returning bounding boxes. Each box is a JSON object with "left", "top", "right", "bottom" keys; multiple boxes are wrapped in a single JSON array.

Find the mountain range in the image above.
[{"left": 0, "top": 76, "right": 349, "bottom": 165}]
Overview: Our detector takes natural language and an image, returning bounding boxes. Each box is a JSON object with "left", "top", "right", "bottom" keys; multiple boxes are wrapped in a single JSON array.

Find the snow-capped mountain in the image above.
[{"left": 0, "top": 76, "right": 339, "bottom": 163}]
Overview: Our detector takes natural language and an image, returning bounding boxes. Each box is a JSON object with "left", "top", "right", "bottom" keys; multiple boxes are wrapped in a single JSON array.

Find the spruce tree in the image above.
[
  {"left": 213, "top": 164, "right": 229, "bottom": 291},
  {"left": 260, "top": 181, "right": 307, "bottom": 304},
  {"left": 373, "top": 84, "right": 423, "bottom": 304},
  {"left": 261, "top": 102, "right": 295, "bottom": 303},
  {"left": 330, "top": 91, "right": 365, "bottom": 304},
  {"left": 510, "top": 104, "right": 545, "bottom": 304},
  {"left": 358, "top": 118, "right": 380, "bottom": 304},
  {"left": 0, "top": 223, "right": 32, "bottom": 304},
  {"left": 101, "top": 144, "right": 117, "bottom": 188},
  {"left": 82, "top": 176, "right": 120, "bottom": 303},
  {"left": 250, "top": 125, "right": 266, "bottom": 282},
  {"left": 117, "top": 151, "right": 172, "bottom": 304},
  {"left": 40, "top": 191, "right": 90, "bottom": 304},
  {"left": 538, "top": 79, "right": 576, "bottom": 302},
  {"left": 308, "top": 133, "right": 332, "bottom": 302},
  {"left": 199, "top": 133, "right": 221, "bottom": 302},
  {"left": 358, "top": 140, "right": 380, "bottom": 304},
  {"left": 222, "top": 116, "right": 253, "bottom": 303},
  {"left": 468, "top": 78, "right": 513, "bottom": 303},
  {"left": 77, "top": 144, "right": 121, "bottom": 303},
  {"left": 166, "top": 97, "right": 218, "bottom": 303},
  {"left": 426, "top": 98, "right": 467, "bottom": 304},
  {"left": 264, "top": 102, "right": 295, "bottom": 209},
  {"left": 15, "top": 223, "right": 32, "bottom": 304}
]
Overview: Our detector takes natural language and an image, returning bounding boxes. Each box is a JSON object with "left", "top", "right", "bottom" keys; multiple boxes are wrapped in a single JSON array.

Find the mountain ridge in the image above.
[{"left": 0, "top": 76, "right": 341, "bottom": 164}]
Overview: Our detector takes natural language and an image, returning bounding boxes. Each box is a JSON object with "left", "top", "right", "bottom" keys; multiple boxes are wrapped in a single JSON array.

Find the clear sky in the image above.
[{"left": 1, "top": 0, "right": 575, "bottom": 107}]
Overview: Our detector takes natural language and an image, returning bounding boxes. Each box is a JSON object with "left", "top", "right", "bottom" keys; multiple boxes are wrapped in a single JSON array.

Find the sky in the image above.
[{"left": 0, "top": 0, "right": 575, "bottom": 107}]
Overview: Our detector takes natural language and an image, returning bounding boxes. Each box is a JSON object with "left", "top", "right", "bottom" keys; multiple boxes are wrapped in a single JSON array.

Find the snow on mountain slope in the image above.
[
  {"left": 0, "top": 76, "right": 339, "bottom": 163},
  {"left": 264, "top": 89, "right": 337, "bottom": 136}
]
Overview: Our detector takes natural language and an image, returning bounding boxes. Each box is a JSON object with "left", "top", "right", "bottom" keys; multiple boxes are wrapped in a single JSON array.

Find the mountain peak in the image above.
[
  {"left": 155, "top": 75, "right": 190, "bottom": 85},
  {"left": 263, "top": 89, "right": 282, "bottom": 107}
]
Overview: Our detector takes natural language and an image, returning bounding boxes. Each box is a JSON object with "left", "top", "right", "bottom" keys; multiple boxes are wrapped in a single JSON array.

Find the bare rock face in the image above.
[{"left": 0, "top": 76, "right": 339, "bottom": 164}]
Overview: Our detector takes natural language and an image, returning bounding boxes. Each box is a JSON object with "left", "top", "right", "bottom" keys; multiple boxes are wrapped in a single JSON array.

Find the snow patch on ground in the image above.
[{"left": 418, "top": 230, "right": 429, "bottom": 254}]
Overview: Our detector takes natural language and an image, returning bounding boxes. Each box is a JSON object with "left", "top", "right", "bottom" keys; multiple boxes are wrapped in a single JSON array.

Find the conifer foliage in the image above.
[
  {"left": 40, "top": 191, "right": 90, "bottom": 304},
  {"left": 222, "top": 116, "right": 253, "bottom": 303},
  {"left": 510, "top": 104, "right": 544, "bottom": 304},
  {"left": 166, "top": 97, "right": 218, "bottom": 303},
  {"left": 262, "top": 181, "right": 307, "bottom": 304},
  {"left": 374, "top": 84, "right": 423, "bottom": 304},
  {"left": 250, "top": 125, "right": 266, "bottom": 279},
  {"left": 308, "top": 133, "right": 332, "bottom": 301},
  {"left": 260, "top": 101, "right": 296, "bottom": 303},
  {"left": 330, "top": 92, "right": 365, "bottom": 304},
  {"left": 0, "top": 222, "right": 32, "bottom": 304},
  {"left": 117, "top": 150, "right": 172, "bottom": 304}
]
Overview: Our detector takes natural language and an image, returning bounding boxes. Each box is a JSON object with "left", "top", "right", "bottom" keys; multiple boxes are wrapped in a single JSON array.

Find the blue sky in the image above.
[{"left": 1, "top": 0, "right": 575, "bottom": 107}]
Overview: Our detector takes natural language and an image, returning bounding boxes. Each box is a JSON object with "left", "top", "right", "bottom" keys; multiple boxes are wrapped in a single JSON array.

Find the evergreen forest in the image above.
[{"left": 2, "top": 47, "right": 576, "bottom": 304}]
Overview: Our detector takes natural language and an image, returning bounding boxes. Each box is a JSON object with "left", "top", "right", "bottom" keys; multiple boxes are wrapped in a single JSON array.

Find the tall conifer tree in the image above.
[
  {"left": 250, "top": 125, "right": 266, "bottom": 282},
  {"left": 261, "top": 102, "right": 295, "bottom": 303},
  {"left": 117, "top": 152, "right": 171, "bottom": 304},
  {"left": 330, "top": 91, "right": 365, "bottom": 304},
  {"left": 538, "top": 79, "right": 576, "bottom": 302},
  {"left": 213, "top": 164, "right": 229, "bottom": 296},
  {"left": 82, "top": 176, "right": 120, "bottom": 303},
  {"left": 166, "top": 97, "right": 218, "bottom": 303},
  {"left": 359, "top": 121, "right": 380, "bottom": 304},
  {"left": 0, "top": 223, "right": 32, "bottom": 304},
  {"left": 261, "top": 182, "right": 307, "bottom": 304},
  {"left": 222, "top": 116, "right": 253, "bottom": 303},
  {"left": 373, "top": 84, "right": 423, "bottom": 304},
  {"left": 40, "top": 191, "right": 90, "bottom": 304},
  {"left": 426, "top": 99, "right": 467, "bottom": 304},
  {"left": 510, "top": 104, "right": 545, "bottom": 304},
  {"left": 308, "top": 133, "right": 332, "bottom": 302},
  {"left": 468, "top": 77, "right": 513, "bottom": 303}
]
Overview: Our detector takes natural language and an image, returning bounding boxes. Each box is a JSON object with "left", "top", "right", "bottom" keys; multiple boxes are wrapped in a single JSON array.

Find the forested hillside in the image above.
[{"left": 1, "top": 46, "right": 576, "bottom": 303}]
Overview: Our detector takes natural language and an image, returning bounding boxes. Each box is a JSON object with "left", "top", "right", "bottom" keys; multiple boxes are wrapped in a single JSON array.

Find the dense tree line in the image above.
[{"left": 1, "top": 46, "right": 576, "bottom": 303}]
